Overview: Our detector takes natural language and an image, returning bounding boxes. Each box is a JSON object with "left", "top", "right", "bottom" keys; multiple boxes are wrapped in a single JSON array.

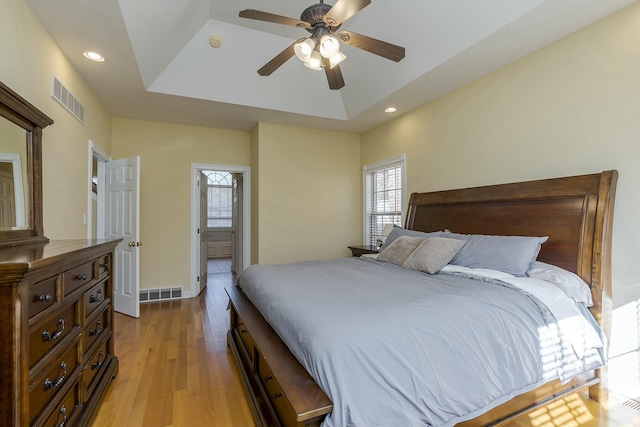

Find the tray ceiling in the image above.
[{"left": 25, "top": 0, "right": 636, "bottom": 133}]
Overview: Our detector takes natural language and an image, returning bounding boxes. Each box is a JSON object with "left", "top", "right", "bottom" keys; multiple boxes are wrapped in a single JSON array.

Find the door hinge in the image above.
[
  {"left": 197, "top": 228, "right": 200, "bottom": 234},
  {"left": 197, "top": 276, "right": 200, "bottom": 282}
]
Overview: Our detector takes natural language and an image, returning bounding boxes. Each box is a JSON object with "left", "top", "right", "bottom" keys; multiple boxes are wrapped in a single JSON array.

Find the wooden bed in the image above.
[{"left": 226, "top": 170, "right": 618, "bottom": 427}]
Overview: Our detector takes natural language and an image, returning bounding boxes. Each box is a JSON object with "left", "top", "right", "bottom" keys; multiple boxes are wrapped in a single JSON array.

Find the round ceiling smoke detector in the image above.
[{"left": 209, "top": 35, "right": 222, "bottom": 48}]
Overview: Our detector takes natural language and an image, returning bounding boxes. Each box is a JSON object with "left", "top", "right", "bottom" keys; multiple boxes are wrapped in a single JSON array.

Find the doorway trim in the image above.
[
  {"left": 87, "top": 140, "right": 111, "bottom": 240},
  {"left": 190, "top": 163, "right": 251, "bottom": 296}
]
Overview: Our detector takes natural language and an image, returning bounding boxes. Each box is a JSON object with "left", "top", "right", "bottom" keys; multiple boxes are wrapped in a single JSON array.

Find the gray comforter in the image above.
[{"left": 238, "top": 257, "right": 604, "bottom": 427}]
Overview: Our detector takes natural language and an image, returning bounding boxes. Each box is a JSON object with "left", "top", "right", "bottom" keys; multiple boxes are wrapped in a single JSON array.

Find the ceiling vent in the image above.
[{"left": 51, "top": 74, "right": 84, "bottom": 124}]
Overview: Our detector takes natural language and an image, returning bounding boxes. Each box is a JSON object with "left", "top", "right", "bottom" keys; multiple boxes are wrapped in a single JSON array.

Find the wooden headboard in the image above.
[{"left": 405, "top": 170, "right": 618, "bottom": 338}]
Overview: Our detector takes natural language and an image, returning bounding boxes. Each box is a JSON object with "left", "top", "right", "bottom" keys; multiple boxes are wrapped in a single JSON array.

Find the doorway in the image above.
[{"left": 190, "top": 163, "right": 250, "bottom": 296}]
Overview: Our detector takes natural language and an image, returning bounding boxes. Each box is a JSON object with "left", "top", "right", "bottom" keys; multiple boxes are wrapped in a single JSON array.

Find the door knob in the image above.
[
  {"left": 136, "top": 242, "right": 143, "bottom": 246},
  {"left": 128, "top": 242, "right": 135, "bottom": 247}
]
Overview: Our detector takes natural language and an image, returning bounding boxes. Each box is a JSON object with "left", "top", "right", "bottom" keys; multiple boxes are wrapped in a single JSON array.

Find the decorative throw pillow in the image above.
[
  {"left": 403, "top": 237, "right": 466, "bottom": 274},
  {"left": 444, "top": 231, "right": 548, "bottom": 276},
  {"left": 379, "top": 226, "right": 444, "bottom": 251},
  {"left": 377, "top": 236, "right": 426, "bottom": 266}
]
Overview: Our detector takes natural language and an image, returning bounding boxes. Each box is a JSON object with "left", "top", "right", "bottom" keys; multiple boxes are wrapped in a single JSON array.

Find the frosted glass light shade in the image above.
[
  {"left": 304, "top": 50, "right": 323, "bottom": 71},
  {"left": 319, "top": 35, "right": 340, "bottom": 58},
  {"left": 328, "top": 51, "right": 347, "bottom": 68},
  {"left": 294, "top": 38, "right": 316, "bottom": 62}
]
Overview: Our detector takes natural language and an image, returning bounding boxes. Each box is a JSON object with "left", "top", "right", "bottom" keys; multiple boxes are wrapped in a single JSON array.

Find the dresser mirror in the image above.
[{"left": 0, "top": 81, "right": 53, "bottom": 248}]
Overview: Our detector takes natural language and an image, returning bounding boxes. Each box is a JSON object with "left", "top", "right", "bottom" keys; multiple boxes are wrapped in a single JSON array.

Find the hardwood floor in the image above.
[{"left": 92, "top": 261, "right": 640, "bottom": 426}]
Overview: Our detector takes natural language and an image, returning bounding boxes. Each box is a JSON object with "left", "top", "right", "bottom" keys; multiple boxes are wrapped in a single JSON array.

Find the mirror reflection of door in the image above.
[
  {"left": 0, "top": 162, "right": 15, "bottom": 229},
  {"left": 0, "top": 111, "right": 29, "bottom": 230},
  {"left": 0, "top": 154, "right": 26, "bottom": 230}
]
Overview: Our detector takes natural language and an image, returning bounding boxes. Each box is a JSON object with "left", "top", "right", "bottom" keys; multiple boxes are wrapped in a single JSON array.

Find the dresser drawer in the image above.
[
  {"left": 257, "top": 355, "right": 296, "bottom": 427},
  {"left": 84, "top": 339, "right": 110, "bottom": 398},
  {"left": 84, "top": 307, "right": 110, "bottom": 356},
  {"left": 84, "top": 280, "right": 107, "bottom": 320},
  {"left": 62, "top": 260, "right": 95, "bottom": 296},
  {"left": 29, "top": 343, "right": 79, "bottom": 424},
  {"left": 29, "top": 302, "right": 79, "bottom": 368},
  {"left": 97, "top": 254, "right": 111, "bottom": 279},
  {"left": 29, "top": 275, "right": 59, "bottom": 318},
  {"left": 40, "top": 378, "right": 81, "bottom": 427}
]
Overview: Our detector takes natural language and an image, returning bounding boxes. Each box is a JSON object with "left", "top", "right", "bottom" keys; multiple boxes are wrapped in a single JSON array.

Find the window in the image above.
[
  {"left": 204, "top": 171, "right": 232, "bottom": 228},
  {"left": 363, "top": 155, "right": 406, "bottom": 247}
]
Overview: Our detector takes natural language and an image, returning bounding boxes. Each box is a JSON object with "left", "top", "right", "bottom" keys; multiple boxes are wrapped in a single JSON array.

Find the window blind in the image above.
[{"left": 364, "top": 159, "right": 404, "bottom": 247}]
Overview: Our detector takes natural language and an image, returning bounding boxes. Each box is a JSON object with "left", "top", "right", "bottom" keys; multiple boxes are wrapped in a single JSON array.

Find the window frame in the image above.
[
  {"left": 362, "top": 154, "right": 406, "bottom": 247},
  {"left": 204, "top": 171, "right": 233, "bottom": 229}
]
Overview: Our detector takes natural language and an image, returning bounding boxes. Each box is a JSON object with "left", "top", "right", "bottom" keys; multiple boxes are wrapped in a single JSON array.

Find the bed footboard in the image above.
[{"left": 226, "top": 285, "right": 333, "bottom": 427}]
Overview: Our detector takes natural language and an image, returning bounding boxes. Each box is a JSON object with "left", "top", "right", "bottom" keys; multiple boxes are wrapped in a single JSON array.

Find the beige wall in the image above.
[
  {"left": 254, "top": 122, "right": 361, "bottom": 264},
  {"left": 111, "top": 118, "right": 250, "bottom": 292},
  {"left": 250, "top": 126, "right": 260, "bottom": 265},
  {"left": 361, "top": 2, "right": 640, "bottom": 395},
  {"left": 1, "top": 0, "right": 113, "bottom": 239}
]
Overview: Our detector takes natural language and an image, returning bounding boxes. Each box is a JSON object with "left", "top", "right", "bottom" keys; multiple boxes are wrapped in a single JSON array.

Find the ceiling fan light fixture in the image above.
[
  {"left": 329, "top": 51, "right": 347, "bottom": 69},
  {"left": 304, "top": 50, "right": 323, "bottom": 70},
  {"left": 319, "top": 35, "right": 340, "bottom": 58},
  {"left": 294, "top": 38, "right": 316, "bottom": 62}
]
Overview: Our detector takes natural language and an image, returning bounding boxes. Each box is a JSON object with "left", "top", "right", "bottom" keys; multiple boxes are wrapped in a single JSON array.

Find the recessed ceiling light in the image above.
[
  {"left": 83, "top": 51, "right": 105, "bottom": 62},
  {"left": 385, "top": 107, "right": 397, "bottom": 113}
]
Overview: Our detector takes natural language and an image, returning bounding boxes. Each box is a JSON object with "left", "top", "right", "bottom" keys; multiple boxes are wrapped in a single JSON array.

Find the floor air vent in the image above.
[
  {"left": 51, "top": 74, "right": 85, "bottom": 123},
  {"left": 140, "top": 287, "right": 183, "bottom": 302},
  {"left": 621, "top": 398, "right": 640, "bottom": 412}
]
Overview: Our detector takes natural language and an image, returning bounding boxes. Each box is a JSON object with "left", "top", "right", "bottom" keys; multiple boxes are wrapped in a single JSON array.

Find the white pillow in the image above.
[{"left": 526, "top": 261, "right": 593, "bottom": 306}]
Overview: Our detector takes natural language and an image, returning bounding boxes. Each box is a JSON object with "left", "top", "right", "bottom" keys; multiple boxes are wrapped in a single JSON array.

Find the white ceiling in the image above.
[{"left": 25, "top": 0, "right": 636, "bottom": 133}]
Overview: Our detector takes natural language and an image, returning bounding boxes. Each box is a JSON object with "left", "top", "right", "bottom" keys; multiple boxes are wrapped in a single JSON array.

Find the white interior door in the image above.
[
  {"left": 199, "top": 172, "right": 208, "bottom": 293},
  {"left": 105, "top": 156, "right": 140, "bottom": 318},
  {"left": 231, "top": 173, "right": 243, "bottom": 275}
]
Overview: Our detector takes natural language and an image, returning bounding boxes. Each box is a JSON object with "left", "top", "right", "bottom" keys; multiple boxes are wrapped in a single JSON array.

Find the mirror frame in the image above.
[{"left": 0, "top": 81, "right": 53, "bottom": 248}]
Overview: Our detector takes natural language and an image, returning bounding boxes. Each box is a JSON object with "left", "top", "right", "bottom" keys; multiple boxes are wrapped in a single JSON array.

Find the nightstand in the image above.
[{"left": 348, "top": 245, "right": 380, "bottom": 257}]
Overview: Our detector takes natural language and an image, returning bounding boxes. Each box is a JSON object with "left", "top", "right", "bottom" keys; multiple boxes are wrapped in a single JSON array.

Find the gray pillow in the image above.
[
  {"left": 379, "top": 226, "right": 444, "bottom": 251},
  {"left": 444, "top": 231, "right": 548, "bottom": 276},
  {"left": 403, "top": 237, "right": 466, "bottom": 274},
  {"left": 377, "top": 236, "right": 427, "bottom": 266}
]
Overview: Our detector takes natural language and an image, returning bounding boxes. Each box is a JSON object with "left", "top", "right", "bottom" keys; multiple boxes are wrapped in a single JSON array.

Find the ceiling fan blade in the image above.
[
  {"left": 258, "top": 38, "right": 307, "bottom": 76},
  {"left": 239, "top": 9, "right": 310, "bottom": 29},
  {"left": 323, "top": 0, "right": 371, "bottom": 27},
  {"left": 336, "top": 30, "right": 405, "bottom": 62},
  {"left": 322, "top": 57, "right": 345, "bottom": 90}
]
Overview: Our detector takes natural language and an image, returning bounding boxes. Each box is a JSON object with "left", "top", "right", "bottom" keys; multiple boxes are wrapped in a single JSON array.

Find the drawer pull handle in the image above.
[
  {"left": 44, "top": 362, "right": 67, "bottom": 390},
  {"left": 264, "top": 376, "right": 273, "bottom": 382},
  {"left": 240, "top": 329, "right": 248, "bottom": 334},
  {"left": 273, "top": 393, "right": 283, "bottom": 399},
  {"left": 38, "top": 294, "right": 53, "bottom": 302},
  {"left": 57, "top": 405, "right": 67, "bottom": 427},
  {"left": 99, "top": 263, "right": 108, "bottom": 269},
  {"left": 76, "top": 274, "right": 87, "bottom": 280},
  {"left": 89, "top": 289, "right": 103, "bottom": 303},
  {"left": 92, "top": 351, "right": 105, "bottom": 370},
  {"left": 42, "top": 318, "right": 65, "bottom": 341},
  {"left": 90, "top": 320, "right": 103, "bottom": 337}
]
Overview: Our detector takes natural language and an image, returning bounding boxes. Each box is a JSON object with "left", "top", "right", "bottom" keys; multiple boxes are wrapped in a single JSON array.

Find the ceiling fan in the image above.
[{"left": 239, "top": 0, "right": 405, "bottom": 90}]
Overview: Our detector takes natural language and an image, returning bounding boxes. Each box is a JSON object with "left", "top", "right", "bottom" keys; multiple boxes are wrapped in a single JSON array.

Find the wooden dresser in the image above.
[{"left": 0, "top": 239, "right": 121, "bottom": 427}]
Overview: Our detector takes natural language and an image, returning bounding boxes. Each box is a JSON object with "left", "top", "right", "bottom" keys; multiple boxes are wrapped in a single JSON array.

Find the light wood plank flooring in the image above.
[{"left": 92, "top": 262, "right": 640, "bottom": 426}]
